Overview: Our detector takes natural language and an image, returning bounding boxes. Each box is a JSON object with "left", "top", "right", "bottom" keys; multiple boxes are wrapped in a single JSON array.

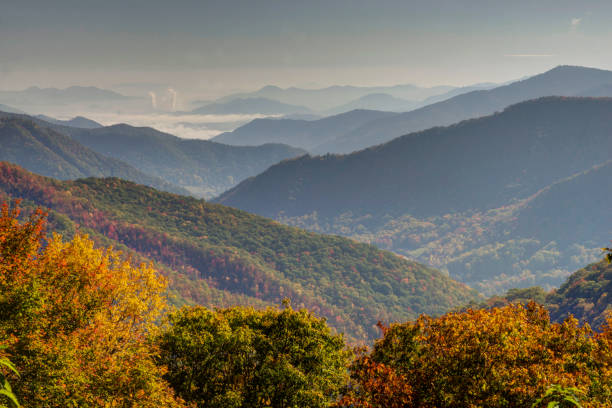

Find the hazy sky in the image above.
[{"left": 2, "top": 0, "right": 612, "bottom": 98}]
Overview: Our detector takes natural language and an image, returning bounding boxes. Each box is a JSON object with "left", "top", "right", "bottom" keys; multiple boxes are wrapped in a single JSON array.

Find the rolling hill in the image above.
[
  {"left": 0, "top": 115, "right": 187, "bottom": 195},
  {"left": 212, "top": 109, "right": 398, "bottom": 150},
  {"left": 0, "top": 162, "right": 477, "bottom": 341},
  {"left": 216, "top": 97, "right": 612, "bottom": 294}
]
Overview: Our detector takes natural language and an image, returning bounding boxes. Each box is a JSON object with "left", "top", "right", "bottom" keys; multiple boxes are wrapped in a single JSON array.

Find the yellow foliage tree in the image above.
[{"left": 0, "top": 201, "right": 183, "bottom": 407}]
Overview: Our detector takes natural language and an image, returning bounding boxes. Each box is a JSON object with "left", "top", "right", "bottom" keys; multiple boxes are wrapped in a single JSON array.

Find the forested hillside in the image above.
[
  {"left": 0, "top": 162, "right": 476, "bottom": 341},
  {"left": 482, "top": 259, "right": 612, "bottom": 330},
  {"left": 51, "top": 122, "right": 307, "bottom": 198},
  {"left": 0, "top": 115, "right": 187, "bottom": 195},
  {"left": 217, "top": 97, "right": 612, "bottom": 294}
]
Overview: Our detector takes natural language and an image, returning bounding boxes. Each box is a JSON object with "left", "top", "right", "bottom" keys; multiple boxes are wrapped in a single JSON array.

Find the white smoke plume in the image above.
[
  {"left": 167, "top": 88, "right": 177, "bottom": 111},
  {"left": 148, "top": 91, "right": 157, "bottom": 109}
]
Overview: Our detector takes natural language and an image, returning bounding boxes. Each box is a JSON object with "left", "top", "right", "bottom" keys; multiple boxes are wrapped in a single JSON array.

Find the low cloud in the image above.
[
  {"left": 148, "top": 91, "right": 157, "bottom": 109},
  {"left": 68, "top": 112, "right": 278, "bottom": 140},
  {"left": 167, "top": 88, "right": 178, "bottom": 111}
]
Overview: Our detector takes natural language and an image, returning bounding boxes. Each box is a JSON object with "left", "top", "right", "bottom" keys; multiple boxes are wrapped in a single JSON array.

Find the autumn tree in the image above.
[
  {"left": 339, "top": 303, "right": 612, "bottom": 408},
  {"left": 155, "top": 303, "right": 352, "bottom": 408},
  {"left": 0, "top": 201, "right": 183, "bottom": 407}
]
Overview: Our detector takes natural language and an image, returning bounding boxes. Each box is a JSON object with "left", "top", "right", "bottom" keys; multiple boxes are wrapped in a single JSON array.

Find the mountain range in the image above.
[
  {"left": 0, "top": 103, "right": 25, "bottom": 114},
  {"left": 54, "top": 122, "right": 306, "bottom": 198},
  {"left": 316, "top": 65, "right": 612, "bottom": 153},
  {"left": 216, "top": 97, "right": 612, "bottom": 294},
  {"left": 323, "top": 93, "right": 419, "bottom": 115},
  {"left": 0, "top": 86, "right": 147, "bottom": 116},
  {"left": 213, "top": 109, "right": 397, "bottom": 150},
  {"left": 215, "top": 83, "right": 456, "bottom": 111},
  {"left": 191, "top": 97, "right": 312, "bottom": 115},
  {"left": 0, "top": 162, "right": 477, "bottom": 342},
  {"left": 215, "top": 66, "right": 612, "bottom": 154},
  {"left": 0, "top": 111, "right": 305, "bottom": 198},
  {"left": 35, "top": 114, "right": 103, "bottom": 129}
]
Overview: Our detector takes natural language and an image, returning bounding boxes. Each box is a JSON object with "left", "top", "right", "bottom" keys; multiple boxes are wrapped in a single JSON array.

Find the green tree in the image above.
[{"left": 156, "top": 304, "right": 352, "bottom": 408}]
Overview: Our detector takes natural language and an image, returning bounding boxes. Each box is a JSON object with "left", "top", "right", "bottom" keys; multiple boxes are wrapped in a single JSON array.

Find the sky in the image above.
[{"left": 2, "top": 0, "right": 612, "bottom": 100}]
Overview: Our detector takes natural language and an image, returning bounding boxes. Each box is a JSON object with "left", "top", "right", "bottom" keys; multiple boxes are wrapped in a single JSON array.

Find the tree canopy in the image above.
[
  {"left": 0, "top": 201, "right": 182, "bottom": 407},
  {"left": 156, "top": 304, "right": 352, "bottom": 408}
]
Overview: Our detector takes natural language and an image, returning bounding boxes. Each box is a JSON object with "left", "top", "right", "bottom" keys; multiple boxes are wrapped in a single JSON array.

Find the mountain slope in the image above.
[
  {"left": 0, "top": 104, "right": 25, "bottom": 114},
  {"left": 192, "top": 97, "right": 312, "bottom": 115},
  {"left": 217, "top": 97, "right": 612, "bottom": 218},
  {"left": 0, "top": 115, "right": 187, "bottom": 194},
  {"left": 0, "top": 85, "right": 130, "bottom": 105},
  {"left": 212, "top": 109, "right": 398, "bottom": 150},
  {"left": 324, "top": 93, "right": 418, "bottom": 115},
  {"left": 54, "top": 123, "right": 306, "bottom": 198},
  {"left": 216, "top": 97, "right": 612, "bottom": 294},
  {"left": 0, "top": 162, "right": 477, "bottom": 341},
  {"left": 481, "top": 259, "right": 612, "bottom": 330},
  {"left": 318, "top": 65, "right": 612, "bottom": 153},
  {"left": 35, "top": 114, "right": 103, "bottom": 129}
]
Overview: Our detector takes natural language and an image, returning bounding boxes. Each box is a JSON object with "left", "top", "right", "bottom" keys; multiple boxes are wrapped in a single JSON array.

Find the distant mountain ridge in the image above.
[
  {"left": 35, "top": 114, "right": 103, "bottom": 129},
  {"left": 191, "top": 97, "right": 312, "bottom": 115},
  {"left": 216, "top": 83, "right": 455, "bottom": 111},
  {"left": 0, "top": 85, "right": 145, "bottom": 116},
  {"left": 213, "top": 66, "right": 612, "bottom": 153},
  {"left": 216, "top": 97, "right": 612, "bottom": 294},
  {"left": 0, "top": 104, "right": 25, "bottom": 114},
  {"left": 317, "top": 65, "right": 612, "bottom": 153},
  {"left": 0, "top": 85, "right": 131, "bottom": 105},
  {"left": 212, "top": 109, "right": 398, "bottom": 150},
  {"left": 324, "top": 93, "right": 418, "bottom": 115}
]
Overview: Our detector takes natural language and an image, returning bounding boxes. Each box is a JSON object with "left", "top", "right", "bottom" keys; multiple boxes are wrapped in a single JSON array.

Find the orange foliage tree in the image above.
[
  {"left": 338, "top": 303, "right": 612, "bottom": 408},
  {"left": 0, "top": 201, "right": 183, "bottom": 407}
]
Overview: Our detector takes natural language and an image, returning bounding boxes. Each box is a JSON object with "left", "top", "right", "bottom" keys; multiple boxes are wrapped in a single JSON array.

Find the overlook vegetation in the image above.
[
  {"left": 2, "top": 198, "right": 612, "bottom": 407},
  {"left": 0, "top": 162, "right": 477, "bottom": 341}
]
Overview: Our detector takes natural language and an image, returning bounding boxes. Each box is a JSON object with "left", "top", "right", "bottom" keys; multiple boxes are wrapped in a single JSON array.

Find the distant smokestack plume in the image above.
[
  {"left": 167, "top": 88, "right": 177, "bottom": 111},
  {"left": 148, "top": 91, "right": 157, "bottom": 109}
]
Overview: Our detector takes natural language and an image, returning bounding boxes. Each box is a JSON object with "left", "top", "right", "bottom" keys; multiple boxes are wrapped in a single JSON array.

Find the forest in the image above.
[
  {"left": 1, "top": 202, "right": 611, "bottom": 407},
  {"left": 0, "top": 162, "right": 476, "bottom": 342}
]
